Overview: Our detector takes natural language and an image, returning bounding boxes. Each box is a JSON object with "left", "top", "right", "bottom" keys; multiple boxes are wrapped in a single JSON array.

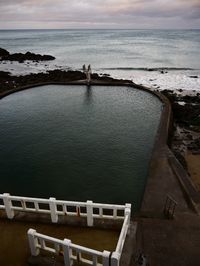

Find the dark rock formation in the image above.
[
  {"left": 0, "top": 71, "right": 11, "bottom": 80},
  {"left": 189, "top": 76, "right": 198, "bottom": 79},
  {"left": 0, "top": 48, "right": 55, "bottom": 63},
  {"left": 0, "top": 48, "right": 10, "bottom": 57},
  {"left": 163, "top": 89, "right": 200, "bottom": 171},
  {"left": 172, "top": 103, "right": 200, "bottom": 127},
  {"left": 0, "top": 69, "right": 132, "bottom": 95}
]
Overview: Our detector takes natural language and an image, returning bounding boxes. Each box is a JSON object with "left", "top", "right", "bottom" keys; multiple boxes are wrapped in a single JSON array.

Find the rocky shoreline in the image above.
[
  {"left": 162, "top": 90, "right": 200, "bottom": 151},
  {"left": 161, "top": 89, "right": 200, "bottom": 190},
  {"left": 0, "top": 69, "right": 132, "bottom": 95}
]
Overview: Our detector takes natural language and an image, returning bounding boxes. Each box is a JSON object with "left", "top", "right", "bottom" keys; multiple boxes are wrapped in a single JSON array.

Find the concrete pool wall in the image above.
[
  {"left": 2, "top": 79, "right": 196, "bottom": 213},
  {"left": 0, "top": 80, "right": 168, "bottom": 210}
]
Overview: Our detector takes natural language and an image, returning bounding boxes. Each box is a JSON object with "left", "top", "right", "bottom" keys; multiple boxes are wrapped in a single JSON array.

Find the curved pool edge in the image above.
[
  {"left": 1, "top": 80, "right": 182, "bottom": 214},
  {"left": 0, "top": 80, "right": 197, "bottom": 216}
]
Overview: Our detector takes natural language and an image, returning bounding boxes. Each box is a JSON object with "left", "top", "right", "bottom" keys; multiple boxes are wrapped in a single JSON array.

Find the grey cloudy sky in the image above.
[{"left": 0, "top": 0, "right": 200, "bottom": 29}]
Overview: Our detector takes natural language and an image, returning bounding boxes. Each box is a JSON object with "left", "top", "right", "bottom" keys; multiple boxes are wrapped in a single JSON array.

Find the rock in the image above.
[
  {"left": 0, "top": 48, "right": 55, "bottom": 62},
  {"left": 189, "top": 75, "right": 198, "bottom": 79},
  {"left": 172, "top": 102, "right": 200, "bottom": 127},
  {"left": 0, "top": 71, "right": 11, "bottom": 80},
  {"left": 0, "top": 48, "right": 10, "bottom": 57},
  {"left": 0, "top": 69, "right": 134, "bottom": 96},
  {"left": 187, "top": 134, "right": 193, "bottom": 140}
]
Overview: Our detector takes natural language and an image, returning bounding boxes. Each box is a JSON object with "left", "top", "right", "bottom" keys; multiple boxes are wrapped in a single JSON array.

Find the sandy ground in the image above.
[
  {"left": 0, "top": 218, "right": 119, "bottom": 266},
  {"left": 186, "top": 153, "right": 200, "bottom": 191}
]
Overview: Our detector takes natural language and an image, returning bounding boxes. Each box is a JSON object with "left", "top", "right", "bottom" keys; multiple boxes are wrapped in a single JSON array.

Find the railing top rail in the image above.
[
  {"left": 86, "top": 202, "right": 126, "bottom": 209},
  {"left": 0, "top": 194, "right": 51, "bottom": 204},
  {"left": 115, "top": 213, "right": 130, "bottom": 254},
  {"left": 0, "top": 193, "right": 128, "bottom": 210},
  {"left": 70, "top": 243, "right": 103, "bottom": 256},
  {"left": 34, "top": 231, "right": 103, "bottom": 256},
  {"left": 35, "top": 232, "right": 64, "bottom": 245}
]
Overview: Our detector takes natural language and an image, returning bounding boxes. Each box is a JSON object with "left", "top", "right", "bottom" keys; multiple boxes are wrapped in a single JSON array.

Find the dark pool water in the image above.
[{"left": 0, "top": 85, "right": 162, "bottom": 210}]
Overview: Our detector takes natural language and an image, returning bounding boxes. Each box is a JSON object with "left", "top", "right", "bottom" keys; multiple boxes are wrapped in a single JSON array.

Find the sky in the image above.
[{"left": 0, "top": 0, "right": 200, "bottom": 29}]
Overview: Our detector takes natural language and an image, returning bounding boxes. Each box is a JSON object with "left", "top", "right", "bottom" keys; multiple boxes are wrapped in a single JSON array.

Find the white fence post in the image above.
[
  {"left": 3, "top": 193, "right": 14, "bottom": 219},
  {"left": 111, "top": 252, "right": 120, "bottom": 266},
  {"left": 27, "top": 229, "right": 40, "bottom": 256},
  {"left": 49, "top": 197, "right": 58, "bottom": 223},
  {"left": 86, "top": 200, "right": 93, "bottom": 227},
  {"left": 102, "top": 250, "right": 111, "bottom": 266},
  {"left": 125, "top": 203, "right": 131, "bottom": 234},
  {"left": 63, "top": 239, "right": 72, "bottom": 266},
  {"left": 125, "top": 204, "right": 131, "bottom": 220}
]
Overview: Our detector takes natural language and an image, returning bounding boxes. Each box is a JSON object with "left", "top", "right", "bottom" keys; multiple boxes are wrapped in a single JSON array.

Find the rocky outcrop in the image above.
[
  {"left": 0, "top": 69, "right": 132, "bottom": 94},
  {"left": 162, "top": 89, "right": 200, "bottom": 171},
  {"left": 0, "top": 48, "right": 55, "bottom": 63},
  {"left": 0, "top": 48, "right": 10, "bottom": 57},
  {"left": 162, "top": 90, "right": 200, "bottom": 128}
]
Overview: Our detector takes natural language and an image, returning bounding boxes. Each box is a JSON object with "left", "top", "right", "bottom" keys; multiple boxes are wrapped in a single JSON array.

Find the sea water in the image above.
[{"left": 0, "top": 29, "right": 200, "bottom": 91}]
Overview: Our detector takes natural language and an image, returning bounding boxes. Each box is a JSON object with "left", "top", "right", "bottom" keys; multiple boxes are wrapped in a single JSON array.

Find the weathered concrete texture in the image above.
[
  {"left": 135, "top": 214, "right": 200, "bottom": 266},
  {"left": 141, "top": 146, "right": 191, "bottom": 214},
  {"left": 168, "top": 149, "right": 200, "bottom": 213},
  {"left": 134, "top": 85, "right": 200, "bottom": 266},
  {"left": 120, "top": 222, "right": 137, "bottom": 266},
  {"left": 0, "top": 216, "right": 119, "bottom": 266},
  {"left": 134, "top": 144, "right": 200, "bottom": 265}
]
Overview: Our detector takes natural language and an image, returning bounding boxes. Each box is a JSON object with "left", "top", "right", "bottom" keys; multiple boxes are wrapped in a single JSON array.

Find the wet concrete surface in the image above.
[
  {"left": 132, "top": 89, "right": 200, "bottom": 266},
  {"left": 0, "top": 217, "right": 119, "bottom": 266},
  {"left": 134, "top": 145, "right": 200, "bottom": 265},
  {"left": 135, "top": 214, "right": 200, "bottom": 266}
]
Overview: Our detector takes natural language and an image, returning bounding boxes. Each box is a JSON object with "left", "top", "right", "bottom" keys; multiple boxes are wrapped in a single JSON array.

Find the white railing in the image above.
[
  {"left": 115, "top": 207, "right": 131, "bottom": 257},
  {"left": 0, "top": 193, "right": 131, "bottom": 266},
  {"left": 0, "top": 193, "right": 127, "bottom": 226},
  {"left": 28, "top": 229, "right": 111, "bottom": 266}
]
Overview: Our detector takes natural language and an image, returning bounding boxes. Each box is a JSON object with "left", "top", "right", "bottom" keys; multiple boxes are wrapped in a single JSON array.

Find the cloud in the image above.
[{"left": 0, "top": 0, "right": 199, "bottom": 29}]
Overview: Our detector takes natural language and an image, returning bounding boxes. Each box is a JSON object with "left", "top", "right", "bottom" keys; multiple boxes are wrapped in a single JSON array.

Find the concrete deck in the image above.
[
  {"left": 133, "top": 144, "right": 200, "bottom": 266},
  {"left": 0, "top": 215, "right": 119, "bottom": 266},
  {"left": 131, "top": 85, "right": 200, "bottom": 266}
]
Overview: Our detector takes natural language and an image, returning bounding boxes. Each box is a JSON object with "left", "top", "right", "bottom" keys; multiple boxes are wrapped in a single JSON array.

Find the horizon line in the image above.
[{"left": 0, "top": 28, "right": 200, "bottom": 31}]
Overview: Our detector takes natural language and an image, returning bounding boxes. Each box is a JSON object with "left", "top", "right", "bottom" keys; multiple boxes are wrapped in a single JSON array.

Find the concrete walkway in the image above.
[{"left": 133, "top": 145, "right": 200, "bottom": 266}]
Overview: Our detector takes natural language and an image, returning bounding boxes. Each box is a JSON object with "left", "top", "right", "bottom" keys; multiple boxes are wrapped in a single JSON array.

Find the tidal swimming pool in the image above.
[{"left": 0, "top": 85, "right": 162, "bottom": 210}]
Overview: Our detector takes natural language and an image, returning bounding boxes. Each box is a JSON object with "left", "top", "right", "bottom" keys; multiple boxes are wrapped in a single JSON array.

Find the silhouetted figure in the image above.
[{"left": 83, "top": 64, "right": 92, "bottom": 86}]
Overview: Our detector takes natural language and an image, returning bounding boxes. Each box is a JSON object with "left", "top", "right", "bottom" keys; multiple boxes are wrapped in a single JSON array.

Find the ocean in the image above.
[{"left": 0, "top": 29, "right": 200, "bottom": 91}]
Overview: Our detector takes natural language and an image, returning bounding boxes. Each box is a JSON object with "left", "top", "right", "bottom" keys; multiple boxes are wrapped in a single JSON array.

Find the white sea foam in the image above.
[
  {"left": 104, "top": 69, "right": 200, "bottom": 93},
  {"left": 1, "top": 61, "right": 200, "bottom": 94}
]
